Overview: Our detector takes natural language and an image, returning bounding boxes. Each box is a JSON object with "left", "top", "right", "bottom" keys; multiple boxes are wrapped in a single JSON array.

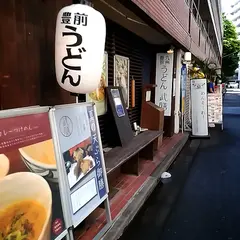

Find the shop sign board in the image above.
[
  {"left": 191, "top": 79, "right": 209, "bottom": 137},
  {"left": 155, "top": 53, "right": 174, "bottom": 116},
  {"left": 49, "top": 103, "right": 109, "bottom": 228}
]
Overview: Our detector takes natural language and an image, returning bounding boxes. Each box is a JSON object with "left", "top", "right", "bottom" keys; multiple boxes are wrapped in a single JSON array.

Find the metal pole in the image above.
[{"left": 76, "top": 95, "right": 79, "bottom": 103}]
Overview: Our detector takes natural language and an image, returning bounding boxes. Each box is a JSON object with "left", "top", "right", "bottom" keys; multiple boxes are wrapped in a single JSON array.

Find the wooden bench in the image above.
[{"left": 104, "top": 130, "right": 163, "bottom": 176}]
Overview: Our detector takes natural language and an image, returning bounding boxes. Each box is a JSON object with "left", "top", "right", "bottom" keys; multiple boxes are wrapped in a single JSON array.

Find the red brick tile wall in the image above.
[
  {"left": 190, "top": 15, "right": 199, "bottom": 46},
  {"left": 161, "top": 0, "right": 189, "bottom": 31},
  {"left": 131, "top": 0, "right": 211, "bottom": 61},
  {"left": 200, "top": 32, "right": 206, "bottom": 54},
  {"left": 131, "top": 0, "right": 191, "bottom": 50}
]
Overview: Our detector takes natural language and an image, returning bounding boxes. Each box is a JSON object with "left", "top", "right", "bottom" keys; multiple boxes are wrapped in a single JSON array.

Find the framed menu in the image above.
[{"left": 49, "top": 103, "right": 111, "bottom": 232}]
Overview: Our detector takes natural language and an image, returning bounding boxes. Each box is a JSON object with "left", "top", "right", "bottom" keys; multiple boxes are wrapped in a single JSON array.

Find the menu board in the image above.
[
  {"left": 0, "top": 108, "right": 68, "bottom": 240},
  {"left": 49, "top": 103, "right": 109, "bottom": 228},
  {"left": 208, "top": 93, "right": 223, "bottom": 123},
  {"left": 190, "top": 79, "right": 209, "bottom": 136}
]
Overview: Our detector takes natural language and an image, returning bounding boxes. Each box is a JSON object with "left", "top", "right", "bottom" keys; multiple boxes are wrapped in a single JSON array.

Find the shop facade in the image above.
[
  {"left": 0, "top": 0, "right": 222, "bottom": 239},
  {"left": 0, "top": 0, "right": 222, "bottom": 139}
]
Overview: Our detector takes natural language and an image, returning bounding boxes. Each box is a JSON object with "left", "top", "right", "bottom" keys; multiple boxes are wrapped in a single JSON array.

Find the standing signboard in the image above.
[
  {"left": 190, "top": 79, "right": 209, "bottom": 137},
  {"left": 155, "top": 53, "right": 174, "bottom": 116},
  {"left": 49, "top": 103, "right": 111, "bottom": 237},
  {"left": 0, "top": 107, "right": 69, "bottom": 240},
  {"left": 208, "top": 84, "right": 223, "bottom": 130}
]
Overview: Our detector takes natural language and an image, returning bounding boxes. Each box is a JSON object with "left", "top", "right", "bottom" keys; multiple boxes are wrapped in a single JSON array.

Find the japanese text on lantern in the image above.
[
  {"left": 61, "top": 12, "right": 88, "bottom": 87},
  {"left": 158, "top": 55, "right": 171, "bottom": 111},
  {"left": 87, "top": 107, "right": 106, "bottom": 198}
]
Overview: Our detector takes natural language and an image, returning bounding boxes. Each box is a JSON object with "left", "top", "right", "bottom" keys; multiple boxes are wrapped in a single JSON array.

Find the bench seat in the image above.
[{"left": 104, "top": 130, "right": 163, "bottom": 176}]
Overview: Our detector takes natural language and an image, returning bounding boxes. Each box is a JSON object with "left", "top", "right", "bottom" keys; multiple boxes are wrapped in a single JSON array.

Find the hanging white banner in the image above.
[
  {"left": 155, "top": 53, "right": 174, "bottom": 116},
  {"left": 191, "top": 79, "right": 209, "bottom": 136}
]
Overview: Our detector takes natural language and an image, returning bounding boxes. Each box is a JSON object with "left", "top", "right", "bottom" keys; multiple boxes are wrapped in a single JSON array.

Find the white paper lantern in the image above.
[
  {"left": 55, "top": 4, "right": 106, "bottom": 94},
  {"left": 184, "top": 52, "right": 192, "bottom": 62}
]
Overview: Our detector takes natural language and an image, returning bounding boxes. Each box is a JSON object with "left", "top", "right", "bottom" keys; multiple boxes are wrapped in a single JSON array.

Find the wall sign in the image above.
[
  {"left": 0, "top": 108, "right": 69, "bottom": 240},
  {"left": 49, "top": 103, "right": 110, "bottom": 228},
  {"left": 111, "top": 89, "right": 125, "bottom": 117},
  {"left": 191, "top": 79, "right": 209, "bottom": 137},
  {"left": 155, "top": 53, "right": 174, "bottom": 116},
  {"left": 55, "top": 4, "right": 106, "bottom": 94}
]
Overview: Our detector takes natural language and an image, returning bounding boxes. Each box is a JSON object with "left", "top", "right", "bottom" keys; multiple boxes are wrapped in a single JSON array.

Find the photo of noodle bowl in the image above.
[
  {"left": 0, "top": 172, "right": 52, "bottom": 240},
  {"left": 0, "top": 112, "right": 67, "bottom": 240},
  {"left": 19, "top": 139, "right": 59, "bottom": 182}
]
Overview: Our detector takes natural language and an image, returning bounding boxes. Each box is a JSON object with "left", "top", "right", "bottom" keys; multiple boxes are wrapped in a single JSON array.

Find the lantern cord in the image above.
[{"left": 99, "top": 0, "right": 148, "bottom": 26}]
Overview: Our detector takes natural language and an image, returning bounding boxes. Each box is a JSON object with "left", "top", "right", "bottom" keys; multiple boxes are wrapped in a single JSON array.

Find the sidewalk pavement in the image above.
[{"left": 75, "top": 132, "right": 189, "bottom": 240}]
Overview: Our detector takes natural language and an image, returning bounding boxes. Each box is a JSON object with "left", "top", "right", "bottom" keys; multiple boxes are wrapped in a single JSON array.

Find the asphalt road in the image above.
[{"left": 120, "top": 91, "right": 240, "bottom": 240}]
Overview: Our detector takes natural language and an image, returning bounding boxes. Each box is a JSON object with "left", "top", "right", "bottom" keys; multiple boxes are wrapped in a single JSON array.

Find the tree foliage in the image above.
[{"left": 222, "top": 14, "right": 240, "bottom": 78}]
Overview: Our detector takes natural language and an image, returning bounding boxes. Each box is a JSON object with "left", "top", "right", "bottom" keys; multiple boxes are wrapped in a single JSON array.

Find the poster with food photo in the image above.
[
  {"left": 63, "top": 137, "right": 95, "bottom": 189},
  {"left": 114, "top": 55, "right": 130, "bottom": 109},
  {"left": 86, "top": 52, "right": 108, "bottom": 116},
  {"left": 0, "top": 112, "right": 67, "bottom": 240}
]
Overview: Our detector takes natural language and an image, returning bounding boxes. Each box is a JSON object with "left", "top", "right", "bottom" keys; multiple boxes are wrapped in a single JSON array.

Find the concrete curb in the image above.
[{"left": 102, "top": 133, "right": 190, "bottom": 240}]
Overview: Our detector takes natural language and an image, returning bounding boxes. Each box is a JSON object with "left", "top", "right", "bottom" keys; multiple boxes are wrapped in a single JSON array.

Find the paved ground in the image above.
[{"left": 120, "top": 91, "right": 240, "bottom": 240}]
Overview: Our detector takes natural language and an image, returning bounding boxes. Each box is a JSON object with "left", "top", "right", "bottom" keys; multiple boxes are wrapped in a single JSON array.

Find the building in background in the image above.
[
  {"left": 226, "top": 0, "right": 240, "bottom": 80},
  {"left": 229, "top": 0, "right": 240, "bottom": 38}
]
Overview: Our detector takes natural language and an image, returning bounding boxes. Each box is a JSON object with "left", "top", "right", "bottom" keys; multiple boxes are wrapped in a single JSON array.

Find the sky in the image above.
[
  {"left": 221, "top": 0, "right": 240, "bottom": 14},
  {"left": 222, "top": 0, "right": 234, "bottom": 13}
]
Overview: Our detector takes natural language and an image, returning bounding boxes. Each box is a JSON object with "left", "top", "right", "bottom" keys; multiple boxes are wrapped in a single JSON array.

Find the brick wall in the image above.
[
  {"left": 131, "top": 0, "right": 218, "bottom": 62},
  {"left": 131, "top": 0, "right": 191, "bottom": 50}
]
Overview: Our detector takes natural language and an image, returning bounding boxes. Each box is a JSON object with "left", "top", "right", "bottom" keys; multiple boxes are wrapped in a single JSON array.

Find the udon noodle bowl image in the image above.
[
  {"left": 19, "top": 140, "right": 58, "bottom": 182},
  {"left": 0, "top": 172, "right": 52, "bottom": 240}
]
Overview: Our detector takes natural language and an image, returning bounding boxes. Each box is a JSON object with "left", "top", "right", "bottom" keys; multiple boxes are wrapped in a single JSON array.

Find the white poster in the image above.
[
  {"left": 191, "top": 79, "right": 208, "bottom": 136},
  {"left": 155, "top": 53, "right": 174, "bottom": 116},
  {"left": 208, "top": 84, "right": 223, "bottom": 124}
]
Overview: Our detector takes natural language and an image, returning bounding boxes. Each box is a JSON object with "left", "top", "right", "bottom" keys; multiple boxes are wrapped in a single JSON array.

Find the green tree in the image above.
[{"left": 222, "top": 14, "right": 240, "bottom": 79}]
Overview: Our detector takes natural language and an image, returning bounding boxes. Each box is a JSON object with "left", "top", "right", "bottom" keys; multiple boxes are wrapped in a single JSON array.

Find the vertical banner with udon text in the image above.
[
  {"left": 155, "top": 53, "right": 174, "bottom": 116},
  {"left": 0, "top": 110, "right": 68, "bottom": 240}
]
